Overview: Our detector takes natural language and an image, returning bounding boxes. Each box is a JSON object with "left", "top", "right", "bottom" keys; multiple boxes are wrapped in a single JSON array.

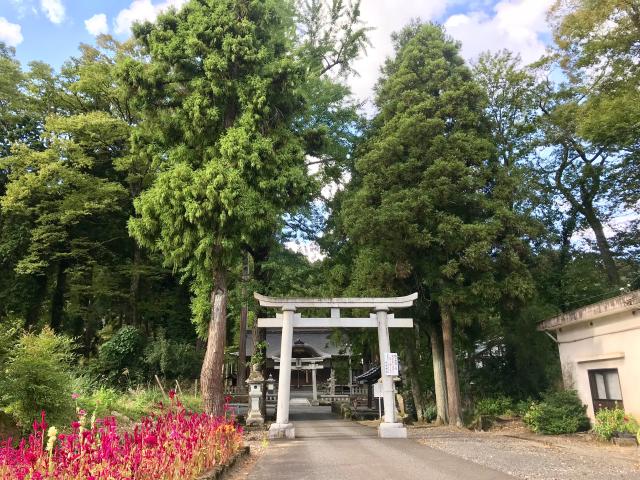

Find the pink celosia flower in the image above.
[
  {"left": 0, "top": 396, "right": 242, "bottom": 479},
  {"left": 71, "top": 393, "right": 80, "bottom": 400},
  {"left": 144, "top": 434, "right": 158, "bottom": 447},
  {"left": 25, "top": 451, "right": 37, "bottom": 464}
]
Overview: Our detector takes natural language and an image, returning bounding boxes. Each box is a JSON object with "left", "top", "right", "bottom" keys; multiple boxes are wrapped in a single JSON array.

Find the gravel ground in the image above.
[{"left": 411, "top": 425, "right": 640, "bottom": 480}]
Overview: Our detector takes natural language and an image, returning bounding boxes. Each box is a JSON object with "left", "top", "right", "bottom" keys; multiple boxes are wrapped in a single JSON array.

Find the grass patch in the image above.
[{"left": 77, "top": 387, "right": 203, "bottom": 423}]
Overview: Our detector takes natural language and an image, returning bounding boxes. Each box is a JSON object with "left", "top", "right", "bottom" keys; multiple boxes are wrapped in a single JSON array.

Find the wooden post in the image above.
[{"left": 155, "top": 375, "right": 167, "bottom": 398}]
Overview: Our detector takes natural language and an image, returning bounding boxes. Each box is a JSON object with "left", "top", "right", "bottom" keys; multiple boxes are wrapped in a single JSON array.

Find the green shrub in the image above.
[
  {"left": 423, "top": 403, "right": 438, "bottom": 422},
  {"left": 0, "top": 319, "right": 22, "bottom": 408},
  {"left": 475, "top": 396, "right": 514, "bottom": 417},
  {"left": 515, "top": 398, "right": 534, "bottom": 417},
  {"left": 77, "top": 387, "right": 121, "bottom": 418},
  {"left": 0, "top": 328, "right": 76, "bottom": 430},
  {"left": 144, "top": 330, "right": 202, "bottom": 379},
  {"left": 523, "top": 390, "right": 590, "bottom": 435},
  {"left": 593, "top": 408, "right": 639, "bottom": 441},
  {"left": 114, "top": 388, "right": 165, "bottom": 420},
  {"left": 95, "top": 326, "right": 145, "bottom": 386},
  {"left": 0, "top": 317, "right": 22, "bottom": 368}
]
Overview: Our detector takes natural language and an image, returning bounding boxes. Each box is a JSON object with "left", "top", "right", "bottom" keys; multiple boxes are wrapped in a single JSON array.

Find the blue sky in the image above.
[{"left": 1, "top": 0, "right": 555, "bottom": 103}]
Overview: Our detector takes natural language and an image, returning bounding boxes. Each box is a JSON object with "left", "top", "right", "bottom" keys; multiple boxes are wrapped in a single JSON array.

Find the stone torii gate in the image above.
[{"left": 255, "top": 292, "right": 417, "bottom": 439}]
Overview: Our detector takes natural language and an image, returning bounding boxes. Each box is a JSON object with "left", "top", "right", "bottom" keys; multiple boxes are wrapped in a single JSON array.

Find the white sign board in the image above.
[
  {"left": 373, "top": 382, "right": 383, "bottom": 398},
  {"left": 384, "top": 352, "right": 399, "bottom": 376}
]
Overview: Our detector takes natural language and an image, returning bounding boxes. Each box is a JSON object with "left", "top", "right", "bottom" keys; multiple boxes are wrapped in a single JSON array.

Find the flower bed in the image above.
[
  {"left": 0, "top": 398, "right": 243, "bottom": 479},
  {"left": 593, "top": 407, "right": 639, "bottom": 444}
]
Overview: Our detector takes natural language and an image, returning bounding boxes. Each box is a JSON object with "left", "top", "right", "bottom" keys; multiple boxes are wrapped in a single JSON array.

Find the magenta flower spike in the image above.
[{"left": 0, "top": 394, "right": 242, "bottom": 479}]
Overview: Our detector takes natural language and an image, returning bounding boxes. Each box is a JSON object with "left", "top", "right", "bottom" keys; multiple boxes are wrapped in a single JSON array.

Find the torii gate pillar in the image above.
[
  {"left": 376, "top": 307, "right": 407, "bottom": 438},
  {"left": 271, "top": 306, "right": 295, "bottom": 439}
]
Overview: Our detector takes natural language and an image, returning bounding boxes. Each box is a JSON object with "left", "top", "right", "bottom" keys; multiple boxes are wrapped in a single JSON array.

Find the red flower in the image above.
[
  {"left": 25, "top": 451, "right": 38, "bottom": 464},
  {"left": 71, "top": 421, "right": 81, "bottom": 429},
  {"left": 144, "top": 434, "right": 158, "bottom": 447}
]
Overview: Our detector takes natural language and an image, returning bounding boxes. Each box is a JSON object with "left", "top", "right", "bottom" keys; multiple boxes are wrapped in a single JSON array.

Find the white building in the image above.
[{"left": 538, "top": 289, "right": 640, "bottom": 421}]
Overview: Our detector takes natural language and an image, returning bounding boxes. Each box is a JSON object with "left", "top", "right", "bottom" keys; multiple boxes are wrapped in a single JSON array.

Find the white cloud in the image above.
[
  {"left": 114, "top": 0, "right": 188, "bottom": 35},
  {"left": 85, "top": 13, "right": 109, "bottom": 36},
  {"left": 444, "top": 0, "right": 554, "bottom": 65},
  {"left": 0, "top": 17, "right": 23, "bottom": 46},
  {"left": 40, "top": 0, "right": 65, "bottom": 24},
  {"left": 285, "top": 240, "right": 325, "bottom": 262},
  {"left": 9, "top": 0, "right": 32, "bottom": 19}
]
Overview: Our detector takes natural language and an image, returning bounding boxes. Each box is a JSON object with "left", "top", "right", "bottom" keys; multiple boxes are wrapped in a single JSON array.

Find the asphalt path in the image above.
[{"left": 249, "top": 406, "right": 514, "bottom": 480}]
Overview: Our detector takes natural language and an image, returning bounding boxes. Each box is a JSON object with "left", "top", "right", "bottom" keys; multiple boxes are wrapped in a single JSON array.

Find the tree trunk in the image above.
[
  {"left": 441, "top": 307, "right": 463, "bottom": 427},
  {"left": 429, "top": 322, "right": 448, "bottom": 425},
  {"left": 583, "top": 206, "right": 621, "bottom": 286},
  {"left": 237, "top": 253, "right": 249, "bottom": 387},
  {"left": 403, "top": 330, "right": 425, "bottom": 422},
  {"left": 50, "top": 261, "right": 67, "bottom": 331},
  {"left": 200, "top": 268, "right": 228, "bottom": 416},
  {"left": 25, "top": 275, "right": 47, "bottom": 328},
  {"left": 129, "top": 243, "right": 142, "bottom": 327}
]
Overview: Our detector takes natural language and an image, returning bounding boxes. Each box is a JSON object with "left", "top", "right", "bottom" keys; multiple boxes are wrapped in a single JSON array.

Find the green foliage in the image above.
[
  {"left": 342, "top": 22, "right": 534, "bottom": 316},
  {"left": 423, "top": 403, "right": 438, "bottom": 423},
  {"left": 78, "top": 387, "right": 122, "bottom": 419},
  {"left": 523, "top": 390, "right": 590, "bottom": 435},
  {"left": 249, "top": 340, "right": 267, "bottom": 367},
  {"left": 124, "top": 0, "right": 323, "bottom": 351},
  {"left": 331, "top": 357, "right": 350, "bottom": 385},
  {"left": 77, "top": 387, "right": 202, "bottom": 422},
  {"left": 95, "top": 326, "right": 145, "bottom": 386},
  {"left": 0, "top": 316, "right": 22, "bottom": 367},
  {"left": 550, "top": 0, "right": 640, "bottom": 154},
  {"left": 144, "top": 330, "right": 203, "bottom": 379},
  {"left": 514, "top": 399, "right": 534, "bottom": 417},
  {"left": 593, "top": 408, "right": 640, "bottom": 441},
  {"left": 0, "top": 328, "right": 76, "bottom": 430},
  {"left": 474, "top": 396, "right": 514, "bottom": 417}
]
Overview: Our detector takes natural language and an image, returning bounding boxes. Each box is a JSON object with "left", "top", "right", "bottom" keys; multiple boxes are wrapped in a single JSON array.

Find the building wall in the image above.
[{"left": 557, "top": 310, "right": 640, "bottom": 421}]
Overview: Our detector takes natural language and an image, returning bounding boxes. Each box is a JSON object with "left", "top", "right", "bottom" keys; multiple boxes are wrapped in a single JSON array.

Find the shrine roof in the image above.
[{"left": 244, "top": 331, "right": 348, "bottom": 358}]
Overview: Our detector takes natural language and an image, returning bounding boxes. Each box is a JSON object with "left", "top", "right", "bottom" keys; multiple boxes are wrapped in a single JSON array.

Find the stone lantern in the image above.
[
  {"left": 266, "top": 373, "right": 276, "bottom": 394},
  {"left": 245, "top": 364, "right": 265, "bottom": 426}
]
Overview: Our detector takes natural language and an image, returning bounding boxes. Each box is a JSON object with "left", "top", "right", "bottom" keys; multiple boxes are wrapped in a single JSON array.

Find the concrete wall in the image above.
[{"left": 557, "top": 309, "right": 640, "bottom": 421}]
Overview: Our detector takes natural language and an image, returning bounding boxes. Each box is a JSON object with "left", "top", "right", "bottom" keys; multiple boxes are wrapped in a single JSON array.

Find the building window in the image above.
[{"left": 588, "top": 369, "right": 624, "bottom": 413}]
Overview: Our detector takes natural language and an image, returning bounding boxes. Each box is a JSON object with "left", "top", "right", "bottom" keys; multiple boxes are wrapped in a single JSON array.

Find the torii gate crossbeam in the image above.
[{"left": 254, "top": 292, "right": 417, "bottom": 439}]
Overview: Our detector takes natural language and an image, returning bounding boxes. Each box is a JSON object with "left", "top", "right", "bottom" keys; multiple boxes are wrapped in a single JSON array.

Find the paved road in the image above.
[{"left": 249, "top": 406, "right": 513, "bottom": 480}]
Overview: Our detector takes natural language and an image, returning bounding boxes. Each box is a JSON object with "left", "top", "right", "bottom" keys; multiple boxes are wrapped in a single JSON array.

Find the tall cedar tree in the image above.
[
  {"left": 126, "top": 0, "right": 312, "bottom": 415},
  {"left": 343, "top": 23, "right": 532, "bottom": 426}
]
